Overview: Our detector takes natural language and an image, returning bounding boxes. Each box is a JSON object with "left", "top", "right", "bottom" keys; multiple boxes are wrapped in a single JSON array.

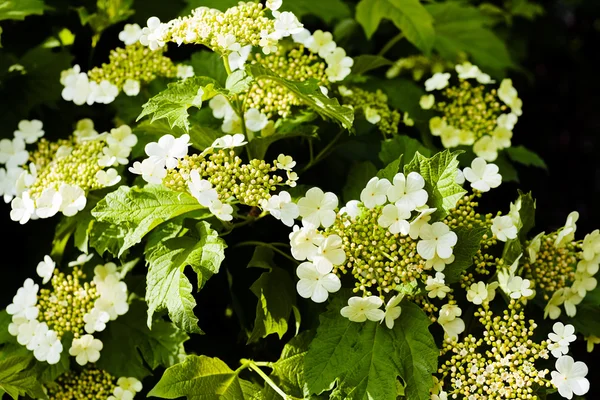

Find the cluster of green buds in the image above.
[
  {"left": 9, "top": 119, "right": 133, "bottom": 224},
  {"left": 386, "top": 54, "right": 463, "bottom": 81},
  {"left": 435, "top": 301, "right": 551, "bottom": 400},
  {"left": 87, "top": 43, "right": 182, "bottom": 96},
  {"left": 420, "top": 62, "right": 522, "bottom": 162},
  {"left": 46, "top": 368, "right": 142, "bottom": 400},
  {"left": 337, "top": 85, "right": 403, "bottom": 137}
]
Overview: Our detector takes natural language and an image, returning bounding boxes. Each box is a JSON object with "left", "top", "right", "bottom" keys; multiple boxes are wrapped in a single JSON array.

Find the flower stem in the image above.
[
  {"left": 300, "top": 128, "right": 345, "bottom": 174},
  {"left": 377, "top": 32, "right": 404, "bottom": 57},
  {"left": 240, "top": 359, "right": 288, "bottom": 399}
]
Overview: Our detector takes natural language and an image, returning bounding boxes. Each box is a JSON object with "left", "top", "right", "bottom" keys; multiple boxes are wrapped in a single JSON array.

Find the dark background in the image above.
[{"left": 1, "top": 0, "right": 599, "bottom": 396}]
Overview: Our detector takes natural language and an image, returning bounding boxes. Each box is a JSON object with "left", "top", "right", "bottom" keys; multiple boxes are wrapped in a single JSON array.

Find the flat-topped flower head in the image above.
[
  {"left": 296, "top": 261, "right": 341, "bottom": 303},
  {"left": 297, "top": 187, "right": 338, "bottom": 228},
  {"left": 463, "top": 157, "right": 502, "bottom": 192},
  {"left": 341, "top": 296, "right": 385, "bottom": 323}
]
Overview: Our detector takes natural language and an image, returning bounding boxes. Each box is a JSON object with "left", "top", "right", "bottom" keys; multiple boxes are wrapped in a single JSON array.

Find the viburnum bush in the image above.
[{"left": 0, "top": 0, "right": 597, "bottom": 399}]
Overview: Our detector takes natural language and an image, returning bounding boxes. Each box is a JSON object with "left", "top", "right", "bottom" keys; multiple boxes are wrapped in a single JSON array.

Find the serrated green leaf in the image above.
[
  {"left": 138, "top": 76, "right": 225, "bottom": 132},
  {"left": 506, "top": 145, "right": 548, "bottom": 170},
  {"left": 148, "top": 355, "right": 262, "bottom": 400},
  {"left": 247, "top": 253, "right": 296, "bottom": 343},
  {"left": 0, "top": 351, "right": 45, "bottom": 400},
  {"left": 145, "top": 221, "right": 226, "bottom": 333},
  {"left": 189, "top": 51, "right": 228, "bottom": 86},
  {"left": 355, "top": 0, "right": 435, "bottom": 54},
  {"left": 226, "top": 70, "right": 253, "bottom": 94},
  {"left": 404, "top": 150, "right": 467, "bottom": 219},
  {"left": 89, "top": 220, "right": 128, "bottom": 257},
  {"left": 92, "top": 185, "right": 209, "bottom": 256},
  {"left": 515, "top": 190, "right": 535, "bottom": 241},
  {"left": 96, "top": 299, "right": 188, "bottom": 379},
  {"left": 304, "top": 294, "right": 437, "bottom": 400},
  {"left": 377, "top": 157, "right": 402, "bottom": 181},
  {"left": 379, "top": 135, "right": 431, "bottom": 166},
  {"left": 343, "top": 161, "right": 377, "bottom": 203},
  {"left": 0, "top": 0, "right": 44, "bottom": 21},
  {"left": 280, "top": 0, "right": 351, "bottom": 23},
  {"left": 444, "top": 225, "right": 487, "bottom": 283},
  {"left": 502, "top": 238, "right": 523, "bottom": 266},
  {"left": 247, "top": 65, "right": 354, "bottom": 130},
  {"left": 350, "top": 55, "right": 393, "bottom": 76},
  {"left": 426, "top": 2, "right": 513, "bottom": 74}
]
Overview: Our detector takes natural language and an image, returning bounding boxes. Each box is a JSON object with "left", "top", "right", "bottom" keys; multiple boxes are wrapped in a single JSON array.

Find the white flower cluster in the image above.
[
  {"left": 86, "top": 263, "right": 130, "bottom": 335},
  {"left": 209, "top": 95, "right": 271, "bottom": 136},
  {"left": 98, "top": 125, "right": 138, "bottom": 172},
  {"left": 108, "top": 377, "right": 143, "bottom": 400},
  {"left": 60, "top": 64, "right": 119, "bottom": 106},
  {"left": 422, "top": 62, "right": 522, "bottom": 161}
]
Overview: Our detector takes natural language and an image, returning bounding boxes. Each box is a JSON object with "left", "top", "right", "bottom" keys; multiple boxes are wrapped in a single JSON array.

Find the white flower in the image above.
[
  {"left": 582, "top": 230, "right": 600, "bottom": 261},
  {"left": 10, "top": 192, "right": 35, "bottom": 224},
  {"left": 259, "top": 29, "right": 279, "bottom": 54},
  {"left": 117, "top": 377, "right": 143, "bottom": 393},
  {"left": 492, "top": 127, "right": 512, "bottom": 149},
  {"left": 209, "top": 95, "right": 235, "bottom": 120},
  {"left": 312, "top": 234, "right": 346, "bottom": 274},
  {"left": 35, "top": 187, "right": 62, "bottom": 218},
  {"left": 409, "top": 207, "right": 436, "bottom": 240},
  {"left": 498, "top": 79, "right": 518, "bottom": 106},
  {"left": 364, "top": 107, "right": 381, "bottom": 124},
  {"left": 0, "top": 166, "right": 23, "bottom": 203},
  {"left": 261, "top": 191, "right": 299, "bottom": 227},
  {"left": 69, "top": 334, "right": 103, "bottom": 365},
  {"left": 386, "top": 172, "right": 428, "bottom": 210},
  {"left": 7, "top": 278, "right": 39, "bottom": 320},
  {"left": 381, "top": 294, "right": 402, "bottom": 329},
  {"left": 555, "top": 211, "right": 579, "bottom": 248},
  {"left": 129, "top": 159, "right": 167, "bottom": 184},
  {"left": 0, "top": 137, "right": 28, "bottom": 168},
  {"left": 187, "top": 170, "right": 218, "bottom": 208},
  {"left": 298, "top": 187, "right": 338, "bottom": 228},
  {"left": 176, "top": 65, "right": 195, "bottom": 80},
  {"left": 119, "top": 23, "right": 142, "bottom": 45},
  {"left": 563, "top": 289, "right": 583, "bottom": 317},
  {"left": 378, "top": 203, "right": 411, "bottom": 235},
  {"left": 497, "top": 113, "right": 518, "bottom": 130},
  {"left": 95, "top": 285, "right": 129, "bottom": 320},
  {"left": 216, "top": 33, "right": 241, "bottom": 52},
  {"left": 209, "top": 199, "right": 233, "bottom": 221},
  {"left": 109, "top": 387, "right": 134, "bottom": 400},
  {"left": 59, "top": 183, "right": 86, "bottom": 217},
  {"left": 339, "top": 200, "right": 362, "bottom": 220},
  {"left": 438, "top": 304, "right": 465, "bottom": 340},
  {"left": 551, "top": 356, "right": 589, "bottom": 399},
  {"left": 545, "top": 289, "right": 566, "bottom": 320},
  {"left": 425, "top": 254, "right": 455, "bottom": 272},
  {"left": 244, "top": 108, "right": 269, "bottom": 132},
  {"left": 61, "top": 71, "right": 92, "bottom": 106},
  {"left": 14, "top": 120, "right": 44, "bottom": 144},
  {"left": 36, "top": 255, "right": 55, "bottom": 284},
  {"left": 505, "top": 276, "right": 534, "bottom": 299},
  {"left": 548, "top": 322, "right": 577, "bottom": 358},
  {"left": 492, "top": 215, "right": 518, "bottom": 242},
  {"left": 429, "top": 117, "right": 446, "bottom": 136},
  {"left": 229, "top": 45, "right": 253, "bottom": 71},
  {"left": 139, "top": 17, "right": 165, "bottom": 51},
  {"left": 96, "top": 168, "right": 121, "bottom": 187},
  {"left": 417, "top": 222, "right": 458, "bottom": 260},
  {"left": 68, "top": 253, "right": 94, "bottom": 267},
  {"left": 99, "top": 144, "right": 131, "bottom": 167},
  {"left": 440, "top": 126, "right": 460, "bottom": 148},
  {"left": 122, "top": 79, "right": 140, "bottom": 96},
  {"left": 455, "top": 62, "right": 481, "bottom": 79},
  {"left": 212, "top": 133, "right": 247, "bottom": 149},
  {"left": 32, "top": 329, "right": 63, "bottom": 364},
  {"left": 360, "top": 177, "right": 391, "bottom": 209},
  {"left": 222, "top": 115, "right": 243, "bottom": 135},
  {"left": 276, "top": 154, "right": 296, "bottom": 171},
  {"left": 325, "top": 47, "right": 353, "bottom": 82},
  {"left": 425, "top": 72, "right": 451, "bottom": 91},
  {"left": 308, "top": 30, "right": 337, "bottom": 58},
  {"left": 289, "top": 225, "right": 323, "bottom": 261},
  {"left": 473, "top": 136, "right": 498, "bottom": 162},
  {"left": 572, "top": 271, "right": 597, "bottom": 297},
  {"left": 426, "top": 272, "right": 451, "bottom": 299},
  {"left": 273, "top": 11, "right": 304, "bottom": 38},
  {"left": 88, "top": 80, "right": 119, "bottom": 104},
  {"left": 145, "top": 134, "right": 190, "bottom": 169},
  {"left": 83, "top": 307, "right": 110, "bottom": 334},
  {"left": 341, "top": 296, "right": 385, "bottom": 323},
  {"left": 286, "top": 170, "right": 298, "bottom": 187},
  {"left": 466, "top": 281, "right": 498, "bottom": 305},
  {"left": 463, "top": 157, "right": 502, "bottom": 192},
  {"left": 266, "top": 0, "right": 282, "bottom": 11},
  {"left": 15, "top": 319, "right": 39, "bottom": 346},
  {"left": 295, "top": 262, "right": 341, "bottom": 303},
  {"left": 74, "top": 118, "right": 99, "bottom": 141},
  {"left": 455, "top": 168, "right": 465, "bottom": 185}
]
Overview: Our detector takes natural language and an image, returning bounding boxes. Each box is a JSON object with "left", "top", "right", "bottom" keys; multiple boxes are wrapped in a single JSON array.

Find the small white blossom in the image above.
[
  {"left": 216, "top": 33, "right": 241, "bottom": 52},
  {"left": 7, "top": 278, "right": 39, "bottom": 320},
  {"left": 360, "top": 177, "right": 391, "bottom": 209},
  {"left": 0, "top": 137, "right": 28, "bottom": 168},
  {"left": 209, "top": 95, "right": 235, "bottom": 120},
  {"left": 96, "top": 168, "right": 121, "bottom": 187},
  {"left": 555, "top": 211, "right": 579, "bottom": 249},
  {"left": 419, "top": 94, "right": 435, "bottom": 109},
  {"left": 325, "top": 47, "right": 353, "bottom": 82},
  {"left": 266, "top": 0, "right": 283, "bottom": 11},
  {"left": 276, "top": 154, "right": 296, "bottom": 171},
  {"left": 286, "top": 170, "right": 298, "bottom": 187},
  {"left": 572, "top": 271, "right": 597, "bottom": 297},
  {"left": 35, "top": 187, "right": 62, "bottom": 218},
  {"left": 438, "top": 304, "right": 465, "bottom": 340},
  {"left": 32, "top": 328, "right": 63, "bottom": 364},
  {"left": 289, "top": 225, "right": 323, "bottom": 261},
  {"left": 261, "top": 191, "right": 299, "bottom": 227},
  {"left": 425, "top": 72, "right": 451, "bottom": 91},
  {"left": 117, "top": 377, "right": 143, "bottom": 394},
  {"left": 129, "top": 159, "right": 167, "bottom": 184},
  {"left": 473, "top": 136, "right": 498, "bottom": 162},
  {"left": 10, "top": 192, "right": 35, "bottom": 224},
  {"left": 14, "top": 120, "right": 44, "bottom": 144},
  {"left": 88, "top": 80, "right": 119, "bottom": 104},
  {"left": 409, "top": 207, "right": 436, "bottom": 240},
  {"left": 119, "top": 23, "right": 142, "bottom": 45},
  {"left": 139, "top": 17, "right": 166, "bottom": 51},
  {"left": 122, "top": 79, "right": 140, "bottom": 96},
  {"left": 273, "top": 11, "right": 304, "bottom": 38},
  {"left": 145, "top": 134, "right": 190, "bottom": 169},
  {"left": 378, "top": 203, "right": 411, "bottom": 235},
  {"left": 228, "top": 45, "right": 252, "bottom": 71},
  {"left": 548, "top": 322, "right": 577, "bottom": 358},
  {"left": 187, "top": 170, "right": 218, "bottom": 207},
  {"left": 463, "top": 157, "right": 502, "bottom": 192},
  {"left": 59, "top": 183, "right": 86, "bottom": 217},
  {"left": 426, "top": 272, "right": 451, "bottom": 299},
  {"left": 492, "top": 215, "right": 518, "bottom": 242},
  {"left": 212, "top": 133, "right": 247, "bottom": 149},
  {"left": 209, "top": 199, "right": 233, "bottom": 221},
  {"left": 364, "top": 107, "right": 381, "bottom": 124},
  {"left": 297, "top": 187, "right": 338, "bottom": 229},
  {"left": 83, "top": 307, "right": 110, "bottom": 334},
  {"left": 36, "top": 255, "right": 55, "bottom": 284},
  {"left": 497, "top": 113, "right": 518, "bottom": 130},
  {"left": 312, "top": 234, "right": 346, "bottom": 274},
  {"left": 295, "top": 261, "right": 341, "bottom": 303},
  {"left": 61, "top": 70, "right": 92, "bottom": 106},
  {"left": 386, "top": 172, "right": 428, "bottom": 210},
  {"left": 341, "top": 296, "right": 385, "bottom": 323},
  {"left": 551, "top": 356, "right": 589, "bottom": 399},
  {"left": 176, "top": 65, "right": 195, "bottom": 80},
  {"left": 563, "top": 289, "right": 583, "bottom": 317},
  {"left": 244, "top": 108, "right": 269, "bottom": 132},
  {"left": 417, "top": 222, "right": 458, "bottom": 260},
  {"left": 69, "top": 334, "right": 103, "bottom": 365},
  {"left": 308, "top": 30, "right": 337, "bottom": 58},
  {"left": 381, "top": 294, "right": 402, "bottom": 329},
  {"left": 425, "top": 254, "right": 455, "bottom": 272},
  {"left": 466, "top": 281, "right": 498, "bottom": 305}
]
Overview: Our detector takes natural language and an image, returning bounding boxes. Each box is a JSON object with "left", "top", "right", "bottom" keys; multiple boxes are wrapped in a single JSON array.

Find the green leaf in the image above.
[
  {"left": 247, "top": 123, "right": 318, "bottom": 160},
  {"left": 304, "top": 294, "right": 437, "bottom": 400},
  {"left": 506, "top": 145, "right": 548, "bottom": 170},
  {"left": 355, "top": 0, "right": 435, "bottom": 54},
  {"left": 443, "top": 225, "right": 487, "bottom": 283},
  {"left": 343, "top": 161, "right": 377, "bottom": 203},
  {"left": 247, "top": 65, "right": 354, "bottom": 130},
  {"left": 404, "top": 150, "right": 467, "bottom": 219},
  {"left": 426, "top": 2, "right": 513, "bottom": 74},
  {"left": 0, "top": 350, "right": 45, "bottom": 400},
  {"left": 514, "top": 190, "right": 536, "bottom": 241},
  {"left": 280, "top": 0, "right": 351, "bottom": 23},
  {"left": 96, "top": 299, "right": 188, "bottom": 379},
  {"left": 92, "top": 185, "right": 209, "bottom": 256},
  {"left": 0, "top": 0, "right": 44, "bottom": 21},
  {"left": 377, "top": 157, "right": 402, "bottom": 181},
  {"left": 379, "top": 135, "right": 431, "bottom": 166},
  {"left": 189, "top": 51, "right": 228, "bottom": 87},
  {"left": 148, "top": 355, "right": 262, "bottom": 399},
  {"left": 247, "top": 248, "right": 296, "bottom": 343},
  {"left": 77, "top": 0, "right": 134, "bottom": 42},
  {"left": 350, "top": 55, "right": 393, "bottom": 76},
  {"left": 145, "top": 221, "right": 226, "bottom": 333},
  {"left": 138, "top": 76, "right": 224, "bottom": 132},
  {"left": 89, "top": 220, "right": 128, "bottom": 257},
  {"left": 225, "top": 70, "right": 253, "bottom": 94}
]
